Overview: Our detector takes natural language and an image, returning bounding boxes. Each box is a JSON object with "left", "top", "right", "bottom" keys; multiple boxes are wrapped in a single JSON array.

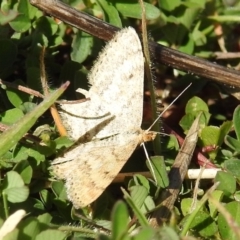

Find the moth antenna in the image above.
[{"left": 147, "top": 83, "right": 192, "bottom": 132}]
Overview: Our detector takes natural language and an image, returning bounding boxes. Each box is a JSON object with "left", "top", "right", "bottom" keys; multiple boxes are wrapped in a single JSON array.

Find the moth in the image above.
[{"left": 52, "top": 27, "right": 156, "bottom": 208}]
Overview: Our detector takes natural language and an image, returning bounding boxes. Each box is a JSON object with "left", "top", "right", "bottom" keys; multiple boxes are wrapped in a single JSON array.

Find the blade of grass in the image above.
[
  {"left": 121, "top": 187, "right": 149, "bottom": 227},
  {"left": 0, "top": 82, "right": 69, "bottom": 157},
  {"left": 180, "top": 182, "right": 220, "bottom": 236}
]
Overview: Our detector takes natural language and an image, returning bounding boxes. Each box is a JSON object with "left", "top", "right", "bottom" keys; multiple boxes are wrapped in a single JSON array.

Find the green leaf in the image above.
[
  {"left": 18, "top": 217, "right": 41, "bottom": 239},
  {"left": 189, "top": 211, "right": 218, "bottom": 237},
  {"left": 146, "top": 156, "right": 169, "bottom": 188},
  {"left": 158, "top": 226, "right": 179, "bottom": 240},
  {"left": 129, "top": 185, "right": 148, "bottom": 210},
  {"left": 0, "top": 108, "right": 24, "bottom": 125},
  {"left": 2, "top": 171, "right": 29, "bottom": 203},
  {"left": 218, "top": 121, "right": 233, "bottom": 145},
  {"left": 215, "top": 171, "right": 236, "bottom": 196},
  {"left": 234, "top": 191, "right": 240, "bottom": 202},
  {"left": 233, "top": 105, "right": 240, "bottom": 141},
  {"left": 35, "top": 16, "right": 59, "bottom": 37},
  {"left": 18, "top": 0, "right": 37, "bottom": 19},
  {"left": 4, "top": 187, "right": 29, "bottom": 203},
  {"left": 9, "top": 14, "right": 31, "bottom": 33},
  {"left": 131, "top": 174, "right": 150, "bottom": 191},
  {"left": 39, "top": 189, "right": 52, "bottom": 209},
  {"left": 200, "top": 126, "right": 220, "bottom": 160},
  {"left": 221, "top": 149, "right": 233, "bottom": 159},
  {"left": 51, "top": 181, "right": 67, "bottom": 201},
  {"left": 95, "top": 220, "right": 112, "bottom": 231},
  {"left": 181, "top": 198, "right": 195, "bottom": 216},
  {"left": 49, "top": 34, "right": 63, "bottom": 47},
  {"left": 97, "top": 0, "right": 122, "bottom": 27},
  {"left": 0, "top": 10, "right": 18, "bottom": 25},
  {"left": 161, "top": 21, "right": 186, "bottom": 44},
  {"left": 218, "top": 201, "right": 240, "bottom": 240},
  {"left": 33, "top": 199, "right": 45, "bottom": 211},
  {"left": 183, "top": 0, "right": 207, "bottom": 9},
  {"left": 179, "top": 97, "right": 211, "bottom": 132},
  {"left": 6, "top": 80, "right": 29, "bottom": 108},
  {"left": 3, "top": 171, "right": 24, "bottom": 188},
  {"left": 115, "top": 1, "right": 160, "bottom": 20},
  {"left": 179, "top": 113, "right": 195, "bottom": 132},
  {"left": 180, "top": 112, "right": 210, "bottom": 133},
  {"left": 162, "top": 134, "right": 179, "bottom": 150},
  {"left": 192, "top": 21, "right": 210, "bottom": 46},
  {"left": 185, "top": 96, "right": 209, "bottom": 114},
  {"left": 225, "top": 135, "right": 240, "bottom": 152},
  {"left": 13, "top": 144, "right": 46, "bottom": 164},
  {"left": 0, "top": 83, "right": 68, "bottom": 158},
  {"left": 208, "top": 15, "right": 240, "bottom": 22},
  {"left": 111, "top": 201, "right": 129, "bottom": 240},
  {"left": 122, "top": 189, "right": 149, "bottom": 227},
  {"left": 37, "top": 213, "right": 52, "bottom": 225},
  {"left": 129, "top": 175, "right": 155, "bottom": 212},
  {"left": 13, "top": 160, "right": 33, "bottom": 184},
  {"left": 208, "top": 190, "right": 224, "bottom": 218},
  {"left": 200, "top": 121, "right": 232, "bottom": 149},
  {"left": 71, "top": 31, "right": 94, "bottom": 64},
  {"left": 9, "top": 0, "right": 36, "bottom": 32},
  {"left": 141, "top": 196, "right": 155, "bottom": 213},
  {"left": 132, "top": 227, "right": 156, "bottom": 240},
  {"left": 179, "top": 3, "right": 204, "bottom": 30},
  {"left": 178, "top": 34, "right": 194, "bottom": 55},
  {"left": 224, "top": 160, "right": 240, "bottom": 179},
  {"left": 36, "top": 229, "right": 68, "bottom": 240},
  {"left": 0, "top": 152, "right": 13, "bottom": 168},
  {"left": 158, "top": 0, "right": 181, "bottom": 11}
]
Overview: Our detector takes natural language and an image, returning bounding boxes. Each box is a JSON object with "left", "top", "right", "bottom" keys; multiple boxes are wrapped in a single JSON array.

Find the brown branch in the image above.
[
  {"left": 0, "top": 79, "right": 44, "bottom": 98},
  {"left": 30, "top": 0, "right": 240, "bottom": 88},
  {"left": 149, "top": 114, "right": 201, "bottom": 226}
]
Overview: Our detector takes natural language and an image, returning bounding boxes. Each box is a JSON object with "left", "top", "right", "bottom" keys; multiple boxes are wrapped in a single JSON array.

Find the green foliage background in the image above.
[{"left": 1, "top": 0, "right": 240, "bottom": 239}]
